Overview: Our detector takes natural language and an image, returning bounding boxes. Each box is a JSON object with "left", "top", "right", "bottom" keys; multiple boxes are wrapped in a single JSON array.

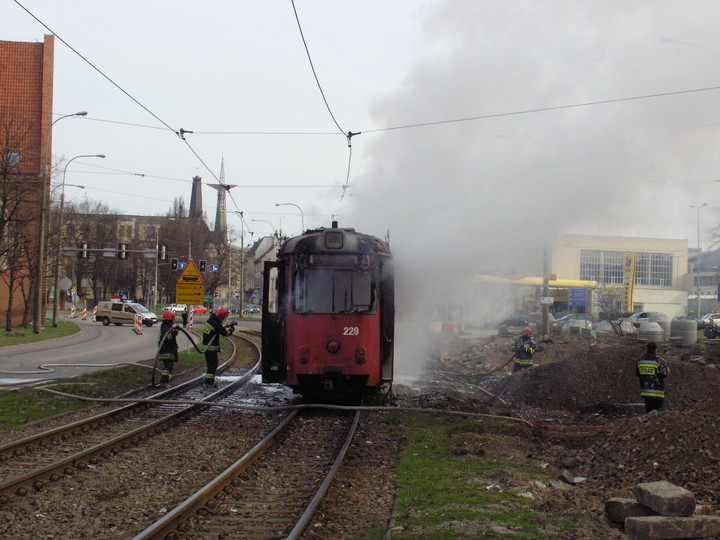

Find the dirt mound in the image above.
[{"left": 430, "top": 333, "right": 720, "bottom": 507}]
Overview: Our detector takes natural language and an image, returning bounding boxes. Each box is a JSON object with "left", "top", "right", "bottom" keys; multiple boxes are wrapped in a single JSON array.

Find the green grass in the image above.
[
  {"left": 0, "top": 321, "right": 80, "bottom": 347},
  {"left": 388, "top": 413, "right": 576, "bottom": 539},
  {"left": 0, "top": 335, "right": 253, "bottom": 430}
]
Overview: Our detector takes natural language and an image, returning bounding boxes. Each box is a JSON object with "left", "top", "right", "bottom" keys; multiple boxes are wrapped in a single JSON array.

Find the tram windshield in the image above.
[{"left": 293, "top": 268, "right": 375, "bottom": 314}]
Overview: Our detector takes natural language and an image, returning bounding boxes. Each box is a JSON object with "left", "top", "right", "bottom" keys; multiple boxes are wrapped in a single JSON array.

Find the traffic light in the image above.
[
  {"left": 158, "top": 245, "right": 167, "bottom": 261},
  {"left": 117, "top": 243, "right": 128, "bottom": 260},
  {"left": 170, "top": 258, "right": 178, "bottom": 271},
  {"left": 199, "top": 260, "right": 207, "bottom": 272},
  {"left": 79, "top": 243, "right": 89, "bottom": 259}
]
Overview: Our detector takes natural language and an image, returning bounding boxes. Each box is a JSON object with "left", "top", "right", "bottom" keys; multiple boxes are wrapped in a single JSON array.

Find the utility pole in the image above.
[{"left": 542, "top": 242, "right": 551, "bottom": 336}]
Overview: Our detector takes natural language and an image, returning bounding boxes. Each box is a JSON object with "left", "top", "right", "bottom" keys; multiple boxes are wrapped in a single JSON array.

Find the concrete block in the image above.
[
  {"left": 633, "top": 481, "right": 696, "bottom": 517},
  {"left": 625, "top": 515, "right": 720, "bottom": 539},
  {"left": 605, "top": 497, "right": 658, "bottom": 523}
]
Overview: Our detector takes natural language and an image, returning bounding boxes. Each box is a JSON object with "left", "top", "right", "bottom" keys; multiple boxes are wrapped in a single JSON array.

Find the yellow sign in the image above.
[
  {"left": 175, "top": 260, "right": 205, "bottom": 305},
  {"left": 622, "top": 253, "right": 636, "bottom": 312}
]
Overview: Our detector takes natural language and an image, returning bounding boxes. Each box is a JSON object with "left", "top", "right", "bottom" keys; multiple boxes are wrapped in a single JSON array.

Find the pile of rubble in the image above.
[{"left": 605, "top": 480, "right": 720, "bottom": 539}]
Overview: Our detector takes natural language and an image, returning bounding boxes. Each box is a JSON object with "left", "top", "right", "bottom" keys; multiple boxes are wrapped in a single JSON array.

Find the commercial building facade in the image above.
[
  {"left": 0, "top": 35, "right": 55, "bottom": 327},
  {"left": 552, "top": 234, "right": 690, "bottom": 317}
]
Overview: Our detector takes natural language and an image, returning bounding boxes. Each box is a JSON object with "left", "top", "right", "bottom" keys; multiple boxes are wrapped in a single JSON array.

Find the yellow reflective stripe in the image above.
[
  {"left": 515, "top": 359, "right": 533, "bottom": 365},
  {"left": 641, "top": 390, "right": 664, "bottom": 398}
]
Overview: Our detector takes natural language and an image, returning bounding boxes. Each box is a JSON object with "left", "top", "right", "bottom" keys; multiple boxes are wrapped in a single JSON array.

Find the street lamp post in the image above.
[
  {"left": 34, "top": 111, "right": 87, "bottom": 333},
  {"left": 224, "top": 210, "right": 246, "bottom": 313},
  {"left": 251, "top": 219, "right": 276, "bottom": 236},
  {"left": 275, "top": 203, "right": 304, "bottom": 233},
  {"left": 52, "top": 153, "right": 105, "bottom": 327},
  {"left": 690, "top": 203, "right": 707, "bottom": 316}
]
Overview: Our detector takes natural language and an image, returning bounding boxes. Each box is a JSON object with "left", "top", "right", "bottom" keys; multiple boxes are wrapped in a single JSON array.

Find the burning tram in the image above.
[{"left": 261, "top": 222, "right": 394, "bottom": 398}]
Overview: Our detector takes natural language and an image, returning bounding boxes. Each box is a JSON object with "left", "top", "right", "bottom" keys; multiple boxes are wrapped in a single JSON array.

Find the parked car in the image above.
[
  {"left": 553, "top": 313, "right": 596, "bottom": 330},
  {"left": 191, "top": 305, "right": 208, "bottom": 314},
  {"left": 624, "top": 312, "right": 669, "bottom": 328},
  {"left": 672, "top": 316, "right": 709, "bottom": 330},
  {"left": 164, "top": 304, "right": 187, "bottom": 314},
  {"left": 701, "top": 313, "right": 720, "bottom": 323},
  {"left": 500, "top": 314, "right": 529, "bottom": 327},
  {"left": 242, "top": 305, "right": 260, "bottom": 315}
]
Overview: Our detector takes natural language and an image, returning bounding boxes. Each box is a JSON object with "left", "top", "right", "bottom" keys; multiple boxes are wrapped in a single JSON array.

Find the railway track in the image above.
[
  {"left": 134, "top": 409, "right": 361, "bottom": 540},
  {"left": 0, "top": 334, "right": 256, "bottom": 503},
  {"left": 0, "top": 331, "right": 368, "bottom": 539}
]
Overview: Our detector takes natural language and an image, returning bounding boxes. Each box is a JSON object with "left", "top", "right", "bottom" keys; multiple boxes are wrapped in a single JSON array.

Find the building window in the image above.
[
  {"left": 581, "top": 249, "right": 672, "bottom": 287},
  {"left": 6, "top": 150, "right": 20, "bottom": 168},
  {"left": 635, "top": 252, "right": 673, "bottom": 286},
  {"left": 580, "top": 250, "right": 623, "bottom": 284}
]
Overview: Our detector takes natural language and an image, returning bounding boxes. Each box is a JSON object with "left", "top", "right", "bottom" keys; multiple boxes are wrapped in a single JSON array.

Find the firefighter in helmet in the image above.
[
  {"left": 158, "top": 311, "right": 179, "bottom": 385},
  {"left": 202, "top": 308, "right": 235, "bottom": 385},
  {"left": 636, "top": 341, "right": 669, "bottom": 413},
  {"left": 511, "top": 327, "right": 537, "bottom": 373}
]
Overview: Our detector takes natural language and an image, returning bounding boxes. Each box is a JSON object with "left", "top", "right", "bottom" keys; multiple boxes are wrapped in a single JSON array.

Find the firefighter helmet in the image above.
[
  {"left": 215, "top": 308, "right": 229, "bottom": 321},
  {"left": 522, "top": 327, "right": 532, "bottom": 336},
  {"left": 163, "top": 311, "right": 175, "bottom": 321}
]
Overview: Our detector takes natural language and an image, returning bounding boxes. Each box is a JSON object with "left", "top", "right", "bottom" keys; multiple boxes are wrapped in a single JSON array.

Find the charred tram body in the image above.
[{"left": 261, "top": 223, "right": 394, "bottom": 398}]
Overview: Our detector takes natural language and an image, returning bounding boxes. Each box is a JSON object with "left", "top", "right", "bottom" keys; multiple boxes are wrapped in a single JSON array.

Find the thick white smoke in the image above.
[{"left": 339, "top": 1, "right": 720, "bottom": 378}]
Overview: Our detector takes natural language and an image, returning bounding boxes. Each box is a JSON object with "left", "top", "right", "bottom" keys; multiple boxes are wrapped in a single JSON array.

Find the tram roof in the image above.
[{"left": 278, "top": 227, "right": 391, "bottom": 257}]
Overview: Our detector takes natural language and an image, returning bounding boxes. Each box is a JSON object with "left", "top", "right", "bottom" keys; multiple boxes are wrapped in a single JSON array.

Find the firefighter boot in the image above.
[
  {"left": 204, "top": 374, "right": 215, "bottom": 386},
  {"left": 160, "top": 372, "right": 171, "bottom": 385}
]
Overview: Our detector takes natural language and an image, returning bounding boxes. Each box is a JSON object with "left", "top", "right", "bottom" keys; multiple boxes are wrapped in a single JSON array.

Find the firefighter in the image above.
[
  {"left": 158, "top": 311, "right": 179, "bottom": 385},
  {"left": 202, "top": 308, "right": 235, "bottom": 385},
  {"left": 636, "top": 341, "right": 669, "bottom": 413},
  {"left": 704, "top": 318, "right": 718, "bottom": 340},
  {"left": 511, "top": 327, "right": 536, "bottom": 373}
]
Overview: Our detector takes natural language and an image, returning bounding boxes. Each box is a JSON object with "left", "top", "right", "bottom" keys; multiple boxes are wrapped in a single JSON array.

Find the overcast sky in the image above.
[{"left": 6, "top": 0, "right": 720, "bottom": 323}]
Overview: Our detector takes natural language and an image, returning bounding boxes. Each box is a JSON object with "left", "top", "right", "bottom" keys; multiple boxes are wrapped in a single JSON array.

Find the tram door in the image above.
[{"left": 261, "top": 261, "right": 287, "bottom": 383}]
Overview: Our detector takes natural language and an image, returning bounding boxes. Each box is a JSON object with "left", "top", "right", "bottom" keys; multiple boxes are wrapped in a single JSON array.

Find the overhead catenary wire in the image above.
[
  {"left": 12, "top": 0, "right": 220, "bottom": 183},
  {"left": 290, "top": 0, "right": 357, "bottom": 201}
]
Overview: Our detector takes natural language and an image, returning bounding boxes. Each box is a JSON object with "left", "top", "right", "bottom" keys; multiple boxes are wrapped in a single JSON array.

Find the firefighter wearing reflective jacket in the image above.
[
  {"left": 511, "top": 328, "right": 536, "bottom": 373},
  {"left": 158, "top": 311, "right": 179, "bottom": 385},
  {"left": 202, "top": 308, "right": 234, "bottom": 385},
  {"left": 636, "top": 341, "right": 669, "bottom": 413}
]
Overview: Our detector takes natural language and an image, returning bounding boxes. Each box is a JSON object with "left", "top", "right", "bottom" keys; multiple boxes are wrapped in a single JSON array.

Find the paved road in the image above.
[{"left": 0, "top": 316, "right": 260, "bottom": 388}]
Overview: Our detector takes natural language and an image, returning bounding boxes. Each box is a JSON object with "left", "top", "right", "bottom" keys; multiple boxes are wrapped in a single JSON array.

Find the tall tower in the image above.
[
  {"left": 189, "top": 175, "right": 203, "bottom": 220},
  {"left": 209, "top": 158, "right": 236, "bottom": 243}
]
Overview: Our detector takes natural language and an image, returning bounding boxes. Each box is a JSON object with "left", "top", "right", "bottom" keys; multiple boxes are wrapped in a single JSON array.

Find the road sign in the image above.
[
  {"left": 208, "top": 264, "right": 219, "bottom": 272},
  {"left": 175, "top": 260, "right": 205, "bottom": 305},
  {"left": 178, "top": 261, "right": 187, "bottom": 271},
  {"left": 540, "top": 297, "right": 554, "bottom": 305},
  {"left": 569, "top": 288, "right": 586, "bottom": 307}
]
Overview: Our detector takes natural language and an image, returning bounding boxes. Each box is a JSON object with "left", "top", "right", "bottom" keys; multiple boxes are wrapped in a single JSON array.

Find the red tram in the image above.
[{"left": 261, "top": 222, "right": 394, "bottom": 398}]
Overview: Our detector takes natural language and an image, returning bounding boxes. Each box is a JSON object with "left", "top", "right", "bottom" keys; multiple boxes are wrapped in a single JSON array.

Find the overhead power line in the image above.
[
  {"left": 12, "top": 0, "right": 220, "bottom": 183},
  {"left": 362, "top": 85, "right": 720, "bottom": 134}
]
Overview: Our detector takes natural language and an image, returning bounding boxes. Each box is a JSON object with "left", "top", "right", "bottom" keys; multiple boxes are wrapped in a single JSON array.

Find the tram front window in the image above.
[{"left": 293, "top": 269, "right": 375, "bottom": 314}]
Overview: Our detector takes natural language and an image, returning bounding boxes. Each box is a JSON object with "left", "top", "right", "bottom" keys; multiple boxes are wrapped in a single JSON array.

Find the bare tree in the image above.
[
  {"left": 0, "top": 112, "right": 41, "bottom": 328},
  {"left": 592, "top": 285, "right": 625, "bottom": 335}
]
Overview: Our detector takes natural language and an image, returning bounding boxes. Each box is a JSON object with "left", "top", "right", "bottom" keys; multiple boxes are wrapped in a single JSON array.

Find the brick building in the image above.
[{"left": 0, "top": 35, "right": 55, "bottom": 328}]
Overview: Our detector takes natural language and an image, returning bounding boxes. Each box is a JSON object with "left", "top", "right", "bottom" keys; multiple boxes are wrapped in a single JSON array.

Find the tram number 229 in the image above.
[{"left": 343, "top": 327, "right": 360, "bottom": 336}]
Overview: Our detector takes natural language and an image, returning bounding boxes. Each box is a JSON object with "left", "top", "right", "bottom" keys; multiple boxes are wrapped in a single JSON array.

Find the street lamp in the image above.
[
  {"left": 275, "top": 202, "right": 304, "bottom": 233},
  {"left": 690, "top": 203, "right": 707, "bottom": 317},
  {"left": 225, "top": 210, "right": 247, "bottom": 313},
  {"left": 51, "top": 153, "right": 105, "bottom": 327},
  {"left": 251, "top": 219, "right": 276, "bottom": 236},
  {"left": 34, "top": 111, "right": 87, "bottom": 333}
]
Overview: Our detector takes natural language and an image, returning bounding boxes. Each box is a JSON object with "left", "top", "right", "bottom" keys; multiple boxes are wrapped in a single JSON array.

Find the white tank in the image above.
[
  {"left": 670, "top": 319, "right": 697, "bottom": 345},
  {"left": 638, "top": 321, "right": 665, "bottom": 342}
]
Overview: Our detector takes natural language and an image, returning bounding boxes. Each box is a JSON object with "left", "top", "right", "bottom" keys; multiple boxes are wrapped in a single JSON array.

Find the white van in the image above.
[{"left": 95, "top": 301, "right": 159, "bottom": 327}]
